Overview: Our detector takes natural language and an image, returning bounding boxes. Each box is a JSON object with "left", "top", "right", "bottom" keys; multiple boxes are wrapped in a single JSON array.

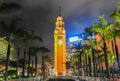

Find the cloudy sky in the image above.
[{"left": 0, "top": 0, "right": 119, "bottom": 58}]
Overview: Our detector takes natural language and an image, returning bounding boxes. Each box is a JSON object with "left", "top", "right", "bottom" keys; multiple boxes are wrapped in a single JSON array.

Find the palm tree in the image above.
[
  {"left": 81, "top": 42, "right": 100, "bottom": 77},
  {"left": 81, "top": 45, "right": 90, "bottom": 76},
  {"left": 43, "top": 54, "right": 52, "bottom": 77},
  {"left": 71, "top": 42, "right": 83, "bottom": 76},
  {"left": 16, "top": 29, "right": 43, "bottom": 77},
  {"left": 25, "top": 30, "right": 43, "bottom": 77},
  {"left": 83, "top": 28, "right": 101, "bottom": 77},
  {"left": 30, "top": 46, "right": 51, "bottom": 77},
  {"left": 5, "top": 28, "right": 31, "bottom": 78},
  {"left": 88, "top": 37, "right": 102, "bottom": 77},
  {"left": 70, "top": 53, "right": 79, "bottom": 75},
  {"left": 30, "top": 46, "right": 42, "bottom": 76},
  {"left": 85, "top": 27, "right": 96, "bottom": 77},
  {"left": 109, "top": 4, "right": 120, "bottom": 73},
  {"left": 71, "top": 36, "right": 92, "bottom": 76},
  {"left": 16, "top": 29, "right": 28, "bottom": 78},
  {"left": 0, "top": 18, "right": 23, "bottom": 80},
  {"left": 90, "top": 15, "right": 113, "bottom": 78},
  {"left": 30, "top": 47, "right": 39, "bottom": 76},
  {"left": 0, "top": 37, "right": 16, "bottom": 79},
  {"left": 0, "top": 2, "right": 22, "bottom": 80},
  {"left": 39, "top": 47, "right": 50, "bottom": 81}
]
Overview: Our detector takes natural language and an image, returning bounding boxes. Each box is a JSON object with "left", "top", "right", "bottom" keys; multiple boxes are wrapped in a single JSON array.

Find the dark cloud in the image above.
[{"left": 0, "top": 0, "right": 119, "bottom": 63}]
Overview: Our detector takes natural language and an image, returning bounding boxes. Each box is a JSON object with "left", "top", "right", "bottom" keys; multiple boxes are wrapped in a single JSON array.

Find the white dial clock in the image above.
[{"left": 58, "top": 40, "right": 63, "bottom": 45}]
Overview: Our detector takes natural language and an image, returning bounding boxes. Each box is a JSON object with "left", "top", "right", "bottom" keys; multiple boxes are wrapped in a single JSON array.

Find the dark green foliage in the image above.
[
  {"left": 0, "top": 2, "right": 23, "bottom": 13},
  {"left": 7, "top": 70, "right": 16, "bottom": 79}
]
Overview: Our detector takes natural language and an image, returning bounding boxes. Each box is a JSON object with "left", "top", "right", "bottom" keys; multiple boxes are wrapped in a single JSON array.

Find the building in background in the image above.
[{"left": 66, "top": 34, "right": 86, "bottom": 60}]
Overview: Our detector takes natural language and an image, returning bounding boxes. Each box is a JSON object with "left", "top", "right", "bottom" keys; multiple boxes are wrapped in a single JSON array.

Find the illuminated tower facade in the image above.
[{"left": 54, "top": 7, "right": 66, "bottom": 76}]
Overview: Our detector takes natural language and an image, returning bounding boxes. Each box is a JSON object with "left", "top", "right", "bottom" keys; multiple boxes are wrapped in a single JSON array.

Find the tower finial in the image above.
[{"left": 59, "top": 6, "right": 61, "bottom": 16}]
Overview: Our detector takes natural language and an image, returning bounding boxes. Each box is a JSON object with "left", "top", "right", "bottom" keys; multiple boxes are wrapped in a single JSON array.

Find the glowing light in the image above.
[
  {"left": 55, "top": 30, "right": 58, "bottom": 33},
  {"left": 58, "top": 40, "right": 63, "bottom": 45},
  {"left": 69, "top": 36, "right": 79, "bottom": 42},
  {"left": 54, "top": 16, "right": 66, "bottom": 76}
]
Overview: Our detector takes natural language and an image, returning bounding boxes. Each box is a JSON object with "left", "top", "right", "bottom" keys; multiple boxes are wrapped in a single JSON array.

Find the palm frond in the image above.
[
  {"left": 39, "top": 47, "right": 51, "bottom": 53},
  {"left": 33, "top": 36, "right": 43, "bottom": 42},
  {"left": 31, "top": 46, "right": 41, "bottom": 56},
  {"left": 0, "top": 2, "right": 23, "bottom": 13},
  {"left": 99, "top": 15, "right": 107, "bottom": 26},
  {"left": 0, "top": 21, "right": 8, "bottom": 32},
  {"left": 10, "top": 18, "right": 22, "bottom": 33}
]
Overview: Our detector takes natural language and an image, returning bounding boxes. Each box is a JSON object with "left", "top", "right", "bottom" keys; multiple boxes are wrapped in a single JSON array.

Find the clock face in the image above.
[{"left": 58, "top": 40, "right": 63, "bottom": 45}]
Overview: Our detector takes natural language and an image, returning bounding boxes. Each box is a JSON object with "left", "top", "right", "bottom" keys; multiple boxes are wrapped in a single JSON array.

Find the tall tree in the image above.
[
  {"left": 30, "top": 46, "right": 39, "bottom": 76},
  {"left": 85, "top": 27, "right": 95, "bottom": 77},
  {"left": 25, "top": 30, "right": 43, "bottom": 77},
  {"left": 71, "top": 42, "right": 83, "bottom": 75},
  {"left": 0, "top": 18, "right": 22, "bottom": 80},
  {"left": 0, "top": 37, "right": 16, "bottom": 78},
  {"left": 90, "top": 15, "right": 113, "bottom": 78},
  {"left": 43, "top": 54, "right": 52, "bottom": 77},
  {"left": 16, "top": 28, "right": 28, "bottom": 78},
  {"left": 110, "top": 4, "right": 120, "bottom": 73},
  {"left": 0, "top": 1, "right": 23, "bottom": 80},
  {"left": 39, "top": 47, "right": 50, "bottom": 81},
  {"left": 30, "top": 46, "right": 42, "bottom": 76},
  {"left": 17, "top": 29, "right": 43, "bottom": 77}
]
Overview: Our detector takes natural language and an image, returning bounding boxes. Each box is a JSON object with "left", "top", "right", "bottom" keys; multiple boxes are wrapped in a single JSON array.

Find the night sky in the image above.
[{"left": 0, "top": 0, "right": 119, "bottom": 60}]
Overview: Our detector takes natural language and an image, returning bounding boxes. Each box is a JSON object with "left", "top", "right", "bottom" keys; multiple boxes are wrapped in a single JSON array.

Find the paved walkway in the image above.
[
  {"left": 7, "top": 76, "right": 120, "bottom": 81},
  {"left": 74, "top": 76, "right": 120, "bottom": 81}
]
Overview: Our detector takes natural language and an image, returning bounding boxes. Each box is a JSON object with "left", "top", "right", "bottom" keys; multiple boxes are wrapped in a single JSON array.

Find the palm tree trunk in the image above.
[
  {"left": 88, "top": 56, "right": 92, "bottom": 76},
  {"left": 23, "top": 49, "right": 26, "bottom": 78},
  {"left": 114, "top": 37, "right": 120, "bottom": 73},
  {"left": 76, "top": 62, "right": 77, "bottom": 75},
  {"left": 101, "top": 59, "right": 104, "bottom": 77},
  {"left": 28, "top": 47, "right": 31, "bottom": 77},
  {"left": 32, "top": 60, "right": 34, "bottom": 77},
  {"left": 80, "top": 54, "right": 82, "bottom": 76},
  {"left": 73, "top": 65, "right": 75, "bottom": 74},
  {"left": 42, "top": 54, "right": 45, "bottom": 81},
  {"left": 79, "top": 52, "right": 82, "bottom": 76},
  {"left": 92, "top": 48, "right": 96, "bottom": 77},
  {"left": 111, "top": 40, "right": 115, "bottom": 54},
  {"left": 103, "top": 42, "right": 110, "bottom": 78},
  {"left": 95, "top": 57, "right": 98, "bottom": 76},
  {"left": 35, "top": 56, "right": 37, "bottom": 76},
  {"left": 85, "top": 53, "right": 88, "bottom": 76},
  {"left": 78, "top": 55, "right": 80, "bottom": 77},
  {"left": 16, "top": 47, "right": 20, "bottom": 78},
  {"left": 98, "top": 54, "right": 101, "bottom": 77},
  {"left": 83, "top": 63, "right": 85, "bottom": 76},
  {"left": 5, "top": 43, "right": 10, "bottom": 81}
]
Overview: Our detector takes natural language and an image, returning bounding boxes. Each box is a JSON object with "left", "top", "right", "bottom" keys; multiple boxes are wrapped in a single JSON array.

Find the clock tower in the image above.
[{"left": 54, "top": 7, "right": 66, "bottom": 76}]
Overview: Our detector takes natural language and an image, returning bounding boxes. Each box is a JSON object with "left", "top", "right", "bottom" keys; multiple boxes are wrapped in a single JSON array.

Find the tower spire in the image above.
[{"left": 59, "top": 6, "right": 61, "bottom": 16}]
